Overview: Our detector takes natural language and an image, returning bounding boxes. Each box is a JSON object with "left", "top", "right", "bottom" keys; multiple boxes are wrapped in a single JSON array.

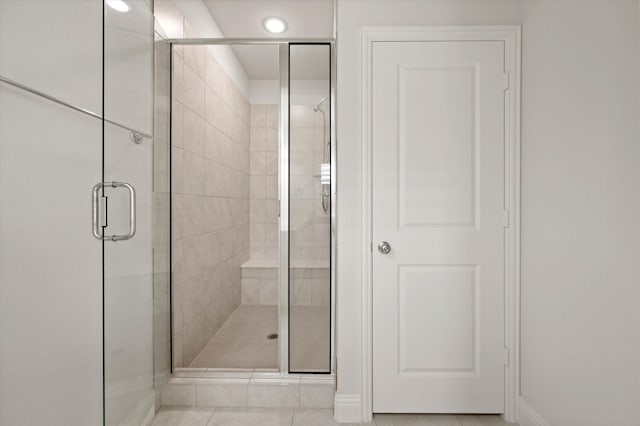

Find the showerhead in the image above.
[{"left": 313, "top": 97, "right": 329, "bottom": 112}]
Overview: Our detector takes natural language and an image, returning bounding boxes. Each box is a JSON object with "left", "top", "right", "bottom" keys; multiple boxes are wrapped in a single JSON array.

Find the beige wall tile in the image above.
[
  {"left": 172, "top": 40, "right": 250, "bottom": 368},
  {"left": 299, "top": 383, "right": 334, "bottom": 408},
  {"left": 197, "top": 382, "right": 249, "bottom": 407},
  {"left": 250, "top": 175, "right": 266, "bottom": 199},
  {"left": 250, "top": 200, "right": 266, "bottom": 224},
  {"left": 259, "top": 279, "right": 278, "bottom": 305},
  {"left": 250, "top": 152, "right": 266, "bottom": 176},
  {"left": 265, "top": 176, "right": 278, "bottom": 200},
  {"left": 172, "top": 100, "right": 184, "bottom": 149},
  {"left": 183, "top": 63, "right": 204, "bottom": 116},
  {"left": 291, "top": 175, "right": 314, "bottom": 199},
  {"left": 291, "top": 279, "right": 312, "bottom": 306},
  {"left": 248, "top": 381, "right": 299, "bottom": 408},
  {"left": 265, "top": 105, "right": 278, "bottom": 128},
  {"left": 265, "top": 128, "right": 278, "bottom": 152},
  {"left": 265, "top": 152, "right": 278, "bottom": 176},
  {"left": 183, "top": 45, "right": 205, "bottom": 79},
  {"left": 161, "top": 383, "right": 196, "bottom": 407},
  {"left": 264, "top": 225, "right": 278, "bottom": 248},
  {"left": 291, "top": 105, "right": 314, "bottom": 128},
  {"left": 290, "top": 127, "right": 314, "bottom": 152},
  {"left": 250, "top": 127, "right": 266, "bottom": 152},
  {"left": 172, "top": 54, "right": 184, "bottom": 104},
  {"left": 250, "top": 104, "right": 266, "bottom": 128},
  {"left": 171, "top": 147, "right": 184, "bottom": 194},
  {"left": 310, "top": 278, "right": 330, "bottom": 306},
  {"left": 290, "top": 151, "right": 314, "bottom": 176},
  {"left": 182, "top": 151, "right": 206, "bottom": 195},
  {"left": 208, "top": 408, "right": 293, "bottom": 425},
  {"left": 183, "top": 108, "right": 205, "bottom": 155},
  {"left": 241, "top": 278, "right": 260, "bottom": 304}
]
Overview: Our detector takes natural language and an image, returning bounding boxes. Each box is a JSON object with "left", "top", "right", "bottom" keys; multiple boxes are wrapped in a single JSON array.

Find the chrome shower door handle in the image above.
[
  {"left": 92, "top": 181, "right": 136, "bottom": 241},
  {"left": 92, "top": 183, "right": 103, "bottom": 240}
]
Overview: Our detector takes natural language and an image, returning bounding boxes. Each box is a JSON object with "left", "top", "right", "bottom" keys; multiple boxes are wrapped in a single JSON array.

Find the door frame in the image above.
[
  {"left": 166, "top": 38, "right": 337, "bottom": 375},
  {"left": 360, "top": 26, "right": 521, "bottom": 423}
]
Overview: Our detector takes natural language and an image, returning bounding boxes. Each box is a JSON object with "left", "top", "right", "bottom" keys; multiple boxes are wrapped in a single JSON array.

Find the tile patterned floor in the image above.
[
  {"left": 150, "top": 407, "right": 516, "bottom": 426},
  {"left": 189, "top": 305, "right": 278, "bottom": 369},
  {"left": 189, "top": 305, "right": 331, "bottom": 371},
  {"left": 290, "top": 306, "right": 330, "bottom": 372}
]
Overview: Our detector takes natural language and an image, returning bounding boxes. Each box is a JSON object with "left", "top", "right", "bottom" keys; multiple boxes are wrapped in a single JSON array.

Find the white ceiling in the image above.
[{"left": 202, "top": 0, "right": 334, "bottom": 80}]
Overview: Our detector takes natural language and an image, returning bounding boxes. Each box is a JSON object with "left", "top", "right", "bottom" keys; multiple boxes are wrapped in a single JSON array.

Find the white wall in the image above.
[
  {"left": 335, "top": 0, "right": 640, "bottom": 424},
  {"left": 0, "top": 1, "right": 103, "bottom": 425},
  {"left": 518, "top": 2, "right": 640, "bottom": 425}
]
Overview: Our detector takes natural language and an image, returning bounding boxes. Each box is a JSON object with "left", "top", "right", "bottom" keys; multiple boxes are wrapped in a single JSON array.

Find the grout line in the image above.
[
  {"left": 179, "top": 55, "right": 250, "bottom": 128},
  {"left": 180, "top": 158, "right": 252, "bottom": 177},
  {"left": 205, "top": 406, "right": 216, "bottom": 424}
]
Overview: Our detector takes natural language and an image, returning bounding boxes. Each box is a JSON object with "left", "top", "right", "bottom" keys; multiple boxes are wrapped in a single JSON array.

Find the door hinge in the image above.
[
  {"left": 503, "top": 210, "right": 510, "bottom": 228},
  {"left": 504, "top": 347, "right": 509, "bottom": 366},
  {"left": 503, "top": 72, "right": 509, "bottom": 91}
]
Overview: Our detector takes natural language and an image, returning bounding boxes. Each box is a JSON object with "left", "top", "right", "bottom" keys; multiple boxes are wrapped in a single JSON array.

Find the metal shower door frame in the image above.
[{"left": 165, "top": 38, "right": 336, "bottom": 375}]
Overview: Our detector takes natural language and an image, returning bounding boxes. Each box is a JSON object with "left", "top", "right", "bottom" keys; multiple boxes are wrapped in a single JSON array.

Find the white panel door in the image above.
[{"left": 372, "top": 40, "right": 506, "bottom": 413}]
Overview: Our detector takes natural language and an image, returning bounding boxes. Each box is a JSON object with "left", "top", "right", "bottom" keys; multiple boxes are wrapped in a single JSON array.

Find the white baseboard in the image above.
[
  {"left": 334, "top": 393, "right": 362, "bottom": 423},
  {"left": 335, "top": 393, "right": 540, "bottom": 424},
  {"left": 517, "top": 397, "right": 550, "bottom": 426}
]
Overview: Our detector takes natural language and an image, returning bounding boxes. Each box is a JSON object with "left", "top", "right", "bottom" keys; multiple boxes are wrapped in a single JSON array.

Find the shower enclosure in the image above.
[
  {"left": 0, "top": 1, "right": 334, "bottom": 424},
  {"left": 167, "top": 39, "right": 335, "bottom": 375}
]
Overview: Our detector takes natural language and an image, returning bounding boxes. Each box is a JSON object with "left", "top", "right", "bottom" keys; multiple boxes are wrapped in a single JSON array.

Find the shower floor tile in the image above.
[
  {"left": 188, "top": 304, "right": 331, "bottom": 370},
  {"left": 190, "top": 305, "right": 278, "bottom": 369},
  {"left": 290, "top": 305, "right": 331, "bottom": 372}
]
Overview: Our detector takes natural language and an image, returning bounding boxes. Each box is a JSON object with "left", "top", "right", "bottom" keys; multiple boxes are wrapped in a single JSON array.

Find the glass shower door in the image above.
[
  {"left": 0, "top": 1, "right": 104, "bottom": 424},
  {"left": 102, "top": 1, "right": 156, "bottom": 424},
  {"left": 288, "top": 43, "right": 332, "bottom": 373}
]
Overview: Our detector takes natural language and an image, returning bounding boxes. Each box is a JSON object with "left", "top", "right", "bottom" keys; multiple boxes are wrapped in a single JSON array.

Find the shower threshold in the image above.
[
  {"left": 163, "top": 369, "right": 335, "bottom": 409},
  {"left": 165, "top": 307, "right": 334, "bottom": 408}
]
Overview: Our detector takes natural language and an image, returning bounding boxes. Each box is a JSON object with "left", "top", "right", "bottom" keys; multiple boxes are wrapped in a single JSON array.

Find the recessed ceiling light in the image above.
[
  {"left": 106, "top": 0, "right": 130, "bottom": 12},
  {"left": 263, "top": 17, "right": 287, "bottom": 34}
]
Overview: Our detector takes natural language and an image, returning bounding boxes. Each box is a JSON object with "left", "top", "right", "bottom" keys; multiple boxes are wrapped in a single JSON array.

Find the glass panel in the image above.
[
  {"left": 103, "top": 0, "right": 155, "bottom": 424},
  {"left": 152, "top": 21, "right": 172, "bottom": 407},
  {"left": 288, "top": 44, "right": 331, "bottom": 373},
  {"left": 169, "top": 43, "right": 278, "bottom": 370},
  {"left": 0, "top": 1, "right": 103, "bottom": 423}
]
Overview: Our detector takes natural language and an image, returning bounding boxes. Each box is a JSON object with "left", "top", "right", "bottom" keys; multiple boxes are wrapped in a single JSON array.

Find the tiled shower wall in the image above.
[
  {"left": 289, "top": 104, "right": 330, "bottom": 264},
  {"left": 171, "top": 41, "right": 250, "bottom": 368},
  {"left": 244, "top": 103, "right": 330, "bottom": 308},
  {"left": 249, "top": 105, "right": 279, "bottom": 260},
  {"left": 247, "top": 104, "right": 330, "bottom": 264}
]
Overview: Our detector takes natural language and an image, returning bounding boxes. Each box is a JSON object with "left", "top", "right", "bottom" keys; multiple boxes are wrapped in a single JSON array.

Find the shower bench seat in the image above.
[{"left": 240, "top": 258, "right": 330, "bottom": 306}]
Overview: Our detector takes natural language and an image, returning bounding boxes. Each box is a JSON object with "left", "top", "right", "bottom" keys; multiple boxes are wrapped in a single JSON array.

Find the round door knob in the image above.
[{"left": 378, "top": 241, "right": 391, "bottom": 254}]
